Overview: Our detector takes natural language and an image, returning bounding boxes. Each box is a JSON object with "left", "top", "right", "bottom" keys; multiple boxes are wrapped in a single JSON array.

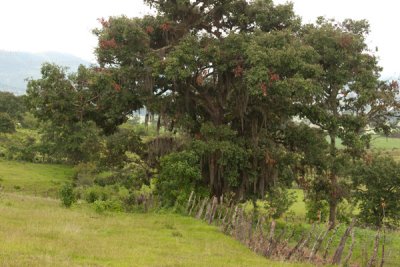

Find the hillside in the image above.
[
  {"left": 0, "top": 160, "right": 308, "bottom": 266},
  {"left": 0, "top": 50, "right": 90, "bottom": 94}
]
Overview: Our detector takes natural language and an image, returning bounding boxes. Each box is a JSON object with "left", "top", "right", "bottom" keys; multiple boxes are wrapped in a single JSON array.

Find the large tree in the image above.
[
  {"left": 92, "top": 0, "right": 323, "bottom": 199},
  {"left": 299, "top": 18, "right": 400, "bottom": 226}
]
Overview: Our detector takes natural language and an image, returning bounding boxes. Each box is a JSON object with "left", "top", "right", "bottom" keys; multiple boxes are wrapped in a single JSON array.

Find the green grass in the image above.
[
  {"left": 328, "top": 134, "right": 400, "bottom": 151},
  {"left": 0, "top": 160, "right": 73, "bottom": 197},
  {"left": 0, "top": 193, "right": 313, "bottom": 267},
  {"left": 288, "top": 189, "right": 306, "bottom": 220},
  {"left": 370, "top": 135, "right": 400, "bottom": 150},
  {"left": 0, "top": 160, "right": 310, "bottom": 266}
]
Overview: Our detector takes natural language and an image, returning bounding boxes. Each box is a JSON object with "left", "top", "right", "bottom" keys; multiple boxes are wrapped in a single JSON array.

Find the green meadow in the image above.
[{"left": 0, "top": 160, "right": 311, "bottom": 267}]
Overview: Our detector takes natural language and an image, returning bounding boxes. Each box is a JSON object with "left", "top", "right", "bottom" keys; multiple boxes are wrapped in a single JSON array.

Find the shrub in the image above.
[
  {"left": 351, "top": 155, "right": 400, "bottom": 227},
  {"left": 93, "top": 199, "right": 124, "bottom": 213},
  {"left": 84, "top": 185, "right": 112, "bottom": 203},
  {"left": 59, "top": 183, "right": 75, "bottom": 208},
  {"left": 73, "top": 162, "right": 98, "bottom": 186},
  {"left": 156, "top": 150, "right": 204, "bottom": 208},
  {"left": 0, "top": 112, "right": 15, "bottom": 134}
]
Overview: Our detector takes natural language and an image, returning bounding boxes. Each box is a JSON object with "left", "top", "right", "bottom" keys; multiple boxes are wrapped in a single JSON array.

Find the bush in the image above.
[
  {"left": 93, "top": 199, "right": 124, "bottom": 213},
  {"left": 351, "top": 155, "right": 400, "bottom": 227},
  {"left": 73, "top": 162, "right": 98, "bottom": 186},
  {"left": 0, "top": 112, "right": 15, "bottom": 134},
  {"left": 59, "top": 183, "right": 75, "bottom": 208},
  {"left": 127, "top": 183, "right": 156, "bottom": 212},
  {"left": 84, "top": 185, "right": 113, "bottom": 203},
  {"left": 83, "top": 184, "right": 132, "bottom": 211},
  {"left": 156, "top": 150, "right": 204, "bottom": 208}
]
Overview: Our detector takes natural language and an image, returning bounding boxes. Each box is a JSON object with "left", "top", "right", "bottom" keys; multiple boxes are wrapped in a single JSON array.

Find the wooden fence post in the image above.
[
  {"left": 332, "top": 218, "right": 356, "bottom": 265},
  {"left": 196, "top": 197, "right": 208, "bottom": 219},
  {"left": 342, "top": 229, "right": 355, "bottom": 267},
  {"left": 323, "top": 223, "right": 341, "bottom": 260},
  {"left": 309, "top": 222, "right": 332, "bottom": 261},
  {"left": 186, "top": 191, "right": 194, "bottom": 213},
  {"left": 366, "top": 230, "right": 381, "bottom": 267}
]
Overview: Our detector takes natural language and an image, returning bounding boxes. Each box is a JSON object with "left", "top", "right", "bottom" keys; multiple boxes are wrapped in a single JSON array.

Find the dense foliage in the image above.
[
  {"left": 0, "top": 112, "right": 15, "bottom": 134},
  {"left": 352, "top": 155, "right": 400, "bottom": 227},
  {"left": 17, "top": 0, "right": 400, "bottom": 228}
]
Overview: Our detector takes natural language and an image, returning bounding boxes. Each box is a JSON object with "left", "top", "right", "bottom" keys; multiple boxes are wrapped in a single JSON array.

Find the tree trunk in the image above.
[
  {"left": 328, "top": 200, "right": 337, "bottom": 229},
  {"left": 328, "top": 133, "right": 338, "bottom": 229}
]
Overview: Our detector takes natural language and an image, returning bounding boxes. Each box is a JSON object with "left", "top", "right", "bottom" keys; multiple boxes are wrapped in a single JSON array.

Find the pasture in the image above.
[{"left": 0, "top": 160, "right": 308, "bottom": 266}]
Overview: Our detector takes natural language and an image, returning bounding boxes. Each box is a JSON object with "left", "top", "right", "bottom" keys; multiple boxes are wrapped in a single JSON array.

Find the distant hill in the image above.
[{"left": 0, "top": 50, "right": 90, "bottom": 95}]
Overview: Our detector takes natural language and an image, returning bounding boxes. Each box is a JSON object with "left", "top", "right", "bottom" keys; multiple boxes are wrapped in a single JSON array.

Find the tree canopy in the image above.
[{"left": 25, "top": 0, "right": 400, "bottom": 226}]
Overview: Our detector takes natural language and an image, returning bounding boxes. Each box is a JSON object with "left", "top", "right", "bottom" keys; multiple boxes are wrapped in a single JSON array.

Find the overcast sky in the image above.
[{"left": 0, "top": 0, "right": 398, "bottom": 78}]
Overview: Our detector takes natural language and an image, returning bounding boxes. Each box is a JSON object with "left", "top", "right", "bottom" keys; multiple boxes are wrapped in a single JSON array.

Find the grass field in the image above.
[
  {"left": 1, "top": 193, "right": 289, "bottom": 267},
  {"left": 0, "top": 160, "right": 312, "bottom": 267},
  {"left": 0, "top": 160, "right": 73, "bottom": 197},
  {"left": 370, "top": 134, "right": 400, "bottom": 150}
]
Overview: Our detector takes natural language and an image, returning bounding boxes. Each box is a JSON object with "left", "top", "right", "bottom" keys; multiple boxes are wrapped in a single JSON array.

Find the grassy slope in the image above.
[
  {"left": 0, "top": 194, "right": 277, "bottom": 267},
  {"left": 0, "top": 160, "right": 74, "bottom": 197},
  {"left": 0, "top": 160, "right": 308, "bottom": 267}
]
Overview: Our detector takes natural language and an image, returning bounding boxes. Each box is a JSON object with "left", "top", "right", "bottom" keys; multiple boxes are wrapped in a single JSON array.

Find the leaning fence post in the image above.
[
  {"left": 208, "top": 196, "right": 218, "bottom": 224},
  {"left": 286, "top": 231, "right": 306, "bottom": 260},
  {"left": 332, "top": 218, "right": 356, "bottom": 265},
  {"left": 188, "top": 195, "right": 197, "bottom": 216},
  {"left": 186, "top": 191, "right": 194, "bottom": 213},
  {"left": 342, "top": 229, "right": 355, "bottom": 267},
  {"left": 196, "top": 197, "right": 208, "bottom": 219},
  {"left": 296, "top": 222, "right": 316, "bottom": 259},
  {"left": 204, "top": 200, "right": 212, "bottom": 221},
  {"left": 323, "top": 223, "right": 341, "bottom": 260},
  {"left": 309, "top": 222, "right": 332, "bottom": 261},
  {"left": 366, "top": 230, "right": 381, "bottom": 267}
]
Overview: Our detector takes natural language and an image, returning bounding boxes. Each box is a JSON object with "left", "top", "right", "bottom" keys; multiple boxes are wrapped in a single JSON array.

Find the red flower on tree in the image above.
[
  {"left": 100, "top": 38, "right": 117, "bottom": 49},
  {"left": 97, "top": 17, "right": 110, "bottom": 28},
  {"left": 160, "top": 22, "right": 170, "bottom": 31},
  {"left": 146, "top": 26, "right": 154, "bottom": 34},
  {"left": 270, "top": 73, "right": 280, "bottom": 82},
  {"left": 113, "top": 83, "right": 121, "bottom": 92}
]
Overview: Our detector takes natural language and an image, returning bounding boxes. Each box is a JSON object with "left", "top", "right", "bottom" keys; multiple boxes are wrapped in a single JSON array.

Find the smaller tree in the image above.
[
  {"left": 0, "top": 91, "right": 26, "bottom": 121},
  {"left": 351, "top": 155, "right": 400, "bottom": 227},
  {"left": 102, "top": 128, "right": 143, "bottom": 168},
  {"left": 299, "top": 18, "right": 400, "bottom": 227},
  {"left": 0, "top": 112, "right": 15, "bottom": 134},
  {"left": 59, "top": 183, "right": 75, "bottom": 208}
]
